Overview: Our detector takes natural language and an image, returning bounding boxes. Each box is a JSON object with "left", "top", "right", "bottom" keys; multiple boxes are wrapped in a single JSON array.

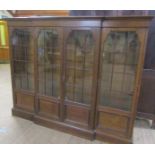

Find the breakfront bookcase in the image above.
[{"left": 6, "top": 16, "right": 152, "bottom": 143}]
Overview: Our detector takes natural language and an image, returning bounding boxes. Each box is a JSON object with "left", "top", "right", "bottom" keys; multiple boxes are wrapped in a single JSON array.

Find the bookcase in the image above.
[{"left": 7, "top": 16, "right": 152, "bottom": 143}]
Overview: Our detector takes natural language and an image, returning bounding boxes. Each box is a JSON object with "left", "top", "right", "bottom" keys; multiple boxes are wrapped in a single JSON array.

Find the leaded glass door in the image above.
[
  {"left": 36, "top": 28, "right": 63, "bottom": 119},
  {"left": 63, "top": 28, "right": 100, "bottom": 128},
  {"left": 10, "top": 28, "right": 35, "bottom": 111},
  {"left": 95, "top": 28, "right": 147, "bottom": 140}
]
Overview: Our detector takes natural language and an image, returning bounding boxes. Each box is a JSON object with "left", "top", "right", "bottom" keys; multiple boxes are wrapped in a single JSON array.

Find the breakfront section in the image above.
[
  {"left": 95, "top": 19, "right": 149, "bottom": 143},
  {"left": 63, "top": 28, "right": 100, "bottom": 129},
  {"left": 32, "top": 19, "right": 101, "bottom": 138},
  {"left": 9, "top": 27, "right": 35, "bottom": 118}
]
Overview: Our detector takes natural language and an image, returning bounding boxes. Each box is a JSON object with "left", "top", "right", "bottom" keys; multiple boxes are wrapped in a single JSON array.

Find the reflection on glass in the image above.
[
  {"left": 37, "top": 29, "right": 60, "bottom": 97},
  {"left": 12, "top": 29, "right": 34, "bottom": 91},
  {"left": 65, "top": 30, "right": 95, "bottom": 104},
  {"left": 99, "top": 31, "right": 140, "bottom": 111}
]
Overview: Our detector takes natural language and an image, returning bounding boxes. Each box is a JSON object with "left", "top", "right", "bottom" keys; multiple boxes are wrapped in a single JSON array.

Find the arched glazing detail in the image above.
[
  {"left": 11, "top": 29, "right": 34, "bottom": 91},
  {"left": 65, "top": 30, "right": 95, "bottom": 104},
  {"left": 37, "top": 29, "right": 60, "bottom": 97},
  {"left": 99, "top": 31, "right": 140, "bottom": 111}
]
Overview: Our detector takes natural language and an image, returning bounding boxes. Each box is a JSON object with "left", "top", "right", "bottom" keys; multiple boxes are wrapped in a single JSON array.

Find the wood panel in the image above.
[
  {"left": 102, "top": 19, "right": 151, "bottom": 28},
  {"left": 38, "top": 99, "right": 59, "bottom": 119},
  {"left": 64, "top": 104, "right": 90, "bottom": 126},
  {"left": 7, "top": 20, "right": 101, "bottom": 28},
  {"left": 16, "top": 92, "right": 34, "bottom": 111},
  {"left": 98, "top": 112, "right": 128, "bottom": 132}
]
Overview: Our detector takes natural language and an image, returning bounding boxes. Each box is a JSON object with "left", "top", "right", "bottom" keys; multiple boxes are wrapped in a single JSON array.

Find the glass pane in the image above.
[
  {"left": 37, "top": 29, "right": 60, "bottom": 98},
  {"left": 14, "top": 75, "right": 21, "bottom": 89},
  {"left": 99, "top": 31, "right": 140, "bottom": 111},
  {"left": 12, "top": 29, "right": 33, "bottom": 61},
  {"left": 65, "top": 30, "right": 95, "bottom": 104},
  {"left": 11, "top": 29, "right": 34, "bottom": 91}
]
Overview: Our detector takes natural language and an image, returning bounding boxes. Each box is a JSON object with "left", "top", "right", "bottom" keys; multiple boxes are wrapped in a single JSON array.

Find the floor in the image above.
[{"left": 0, "top": 64, "right": 155, "bottom": 144}]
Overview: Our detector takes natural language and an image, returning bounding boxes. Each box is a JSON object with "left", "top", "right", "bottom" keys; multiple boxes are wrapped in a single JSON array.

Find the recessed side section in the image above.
[
  {"left": 95, "top": 28, "right": 146, "bottom": 143},
  {"left": 15, "top": 92, "right": 34, "bottom": 111}
]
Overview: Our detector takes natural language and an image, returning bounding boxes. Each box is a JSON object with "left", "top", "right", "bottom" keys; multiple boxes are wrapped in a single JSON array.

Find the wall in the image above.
[
  {"left": 0, "top": 21, "right": 9, "bottom": 63},
  {"left": 0, "top": 10, "right": 12, "bottom": 18}
]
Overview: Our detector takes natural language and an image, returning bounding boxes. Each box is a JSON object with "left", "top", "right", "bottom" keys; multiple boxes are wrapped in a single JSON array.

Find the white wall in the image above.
[{"left": 0, "top": 10, "right": 12, "bottom": 19}]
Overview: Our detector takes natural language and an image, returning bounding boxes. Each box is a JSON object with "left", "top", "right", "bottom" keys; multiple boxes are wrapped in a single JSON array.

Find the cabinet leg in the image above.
[{"left": 151, "top": 120, "right": 155, "bottom": 129}]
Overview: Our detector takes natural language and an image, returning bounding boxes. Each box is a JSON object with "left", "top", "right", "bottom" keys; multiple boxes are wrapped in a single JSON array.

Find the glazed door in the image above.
[
  {"left": 62, "top": 28, "right": 100, "bottom": 128},
  {"left": 36, "top": 28, "right": 63, "bottom": 119},
  {"left": 95, "top": 28, "right": 147, "bottom": 140},
  {"left": 10, "top": 28, "right": 35, "bottom": 111}
]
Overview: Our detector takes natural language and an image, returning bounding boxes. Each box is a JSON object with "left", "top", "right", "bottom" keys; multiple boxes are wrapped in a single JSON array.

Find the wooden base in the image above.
[
  {"left": 12, "top": 108, "right": 94, "bottom": 140},
  {"left": 34, "top": 115, "right": 94, "bottom": 140},
  {"left": 12, "top": 108, "right": 34, "bottom": 121},
  {"left": 95, "top": 131, "right": 132, "bottom": 144},
  {"left": 12, "top": 108, "right": 133, "bottom": 143}
]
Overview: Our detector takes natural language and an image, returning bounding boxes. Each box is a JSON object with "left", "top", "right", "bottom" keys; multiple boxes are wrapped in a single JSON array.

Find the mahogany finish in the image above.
[{"left": 6, "top": 16, "right": 152, "bottom": 143}]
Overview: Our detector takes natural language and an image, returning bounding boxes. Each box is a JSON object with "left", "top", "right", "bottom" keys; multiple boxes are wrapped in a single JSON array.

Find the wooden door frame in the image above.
[
  {"left": 95, "top": 27, "right": 148, "bottom": 142},
  {"left": 34, "top": 27, "right": 64, "bottom": 120},
  {"left": 62, "top": 27, "right": 100, "bottom": 129}
]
